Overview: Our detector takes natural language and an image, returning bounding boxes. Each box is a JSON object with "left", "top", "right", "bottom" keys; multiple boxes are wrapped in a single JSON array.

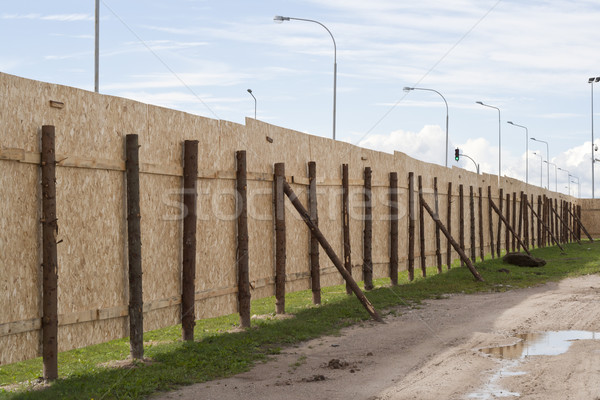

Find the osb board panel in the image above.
[
  {"left": 58, "top": 318, "right": 127, "bottom": 353},
  {"left": 0, "top": 161, "right": 40, "bottom": 322},
  {"left": 139, "top": 173, "right": 181, "bottom": 302},
  {"left": 371, "top": 185, "right": 390, "bottom": 265},
  {"left": 348, "top": 184, "right": 365, "bottom": 274},
  {"left": 56, "top": 168, "right": 126, "bottom": 314},
  {"left": 579, "top": 199, "right": 600, "bottom": 238},
  {"left": 0, "top": 331, "right": 39, "bottom": 366},
  {"left": 195, "top": 179, "right": 237, "bottom": 293},
  {"left": 314, "top": 185, "right": 343, "bottom": 285},
  {"left": 246, "top": 180, "right": 274, "bottom": 296},
  {"left": 195, "top": 293, "right": 237, "bottom": 320},
  {"left": 144, "top": 307, "right": 179, "bottom": 334},
  {"left": 285, "top": 183, "right": 311, "bottom": 289}
]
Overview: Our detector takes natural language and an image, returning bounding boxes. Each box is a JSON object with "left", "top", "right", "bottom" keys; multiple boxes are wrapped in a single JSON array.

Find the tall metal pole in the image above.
[
  {"left": 559, "top": 168, "right": 570, "bottom": 195},
  {"left": 544, "top": 161, "right": 557, "bottom": 192},
  {"left": 95, "top": 0, "right": 99, "bottom": 93},
  {"left": 477, "top": 102, "right": 501, "bottom": 182},
  {"left": 404, "top": 87, "right": 449, "bottom": 167},
  {"left": 531, "top": 138, "right": 549, "bottom": 189},
  {"left": 247, "top": 89, "right": 257, "bottom": 119},
  {"left": 590, "top": 77, "right": 599, "bottom": 198},
  {"left": 507, "top": 121, "right": 528, "bottom": 185},
  {"left": 533, "top": 152, "right": 542, "bottom": 187},
  {"left": 274, "top": 16, "right": 336, "bottom": 140}
]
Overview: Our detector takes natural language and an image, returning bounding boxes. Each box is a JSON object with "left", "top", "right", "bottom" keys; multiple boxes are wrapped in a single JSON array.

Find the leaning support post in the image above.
[
  {"left": 526, "top": 198, "right": 565, "bottom": 252},
  {"left": 363, "top": 167, "right": 374, "bottom": 289},
  {"left": 126, "top": 134, "right": 144, "bottom": 360},
  {"left": 408, "top": 172, "right": 415, "bottom": 280},
  {"left": 41, "top": 125, "right": 58, "bottom": 380},
  {"left": 489, "top": 195, "right": 531, "bottom": 256},
  {"left": 469, "top": 186, "right": 476, "bottom": 262},
  {"left": 487, "top": 186, "right": 495, "bottom": 259},
  {"left": 446, "top": 182, "right": 453, "bottom": 268},
  {"left": 342, "top": 164, "right": 352, "bottom": 294},
  {"left": 283, "top": 182, "right": 383, "bottom": 322},
  {"left": 549, "top": 203, "right": 582, "bottom": 245},
  {"left": 182, "top": 140, "right": 199, "bottom": 339},
  {"left": 567, "top": 204, "right": 593, "bottom": 242},
  {"left": 478, "top": 187, "right": 485, "bottom": 262},
  {"left": 389, "top": 172, "right": 399, "bottom": 285},
  {"left": 274, "top": 163, "right": 286, "bottom": 314},
  {"left": 418, "top": 176, "right": 427, "bottom": 277},
  {"left": 459, "top": 184, "right": 465, "bottom": 266},
  {"left": 434, "top": 177, "right": 442, "bottom": 273},
  {"left": 419, "top": 185, "right": 484, "bottom": 282},
  {"left": 236, "top": 151, "right": 251, "bottom": 328},
  {"left": 308, "top": 161, "right": 321, "bottom": 304}
]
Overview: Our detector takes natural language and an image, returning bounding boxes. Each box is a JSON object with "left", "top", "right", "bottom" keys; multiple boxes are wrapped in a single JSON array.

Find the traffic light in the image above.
[{"left": 455, "top": 148, "right": 460, "bottom": 162}]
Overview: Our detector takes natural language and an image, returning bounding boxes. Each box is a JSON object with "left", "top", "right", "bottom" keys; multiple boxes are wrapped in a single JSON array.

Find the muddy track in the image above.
[{"left": 153, "top": 275, "right": 600, "bottom": 400}]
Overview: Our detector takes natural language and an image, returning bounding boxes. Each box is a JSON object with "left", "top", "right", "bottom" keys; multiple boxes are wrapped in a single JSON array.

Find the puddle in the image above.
[
  {"left": 468, "top": 331, "right": 600, "bottom": 399},
  {"left": 480, "top": 330, "right": 600, "bottom": 359}
]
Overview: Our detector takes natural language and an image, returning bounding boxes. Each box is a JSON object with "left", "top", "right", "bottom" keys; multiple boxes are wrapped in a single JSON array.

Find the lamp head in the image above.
[
  {"left": 507, "top": 121, "right": 514, "bottom": 125},
  {"left": 273, "top": 15, "right": 289, "bottom": 23},
  {"left": 403, "top": 87, "right": 414, "bottom": 92},
  {"left": 596, "top": 77, "right": 600, "bottom": 82},
  {"left": 531, "top": 137, "right": 536, "bottom": 141},
  {"left": 476, "top": 101, "right": 484, "bottom": 105},
  {"left": 247, "top": 89, "right": 252, "bottom": 94},
  {"left": 589, "top": 77, "right": 595, "bottom": 83}
]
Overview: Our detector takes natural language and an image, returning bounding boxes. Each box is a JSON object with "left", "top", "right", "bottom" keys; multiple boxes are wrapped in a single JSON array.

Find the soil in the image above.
[{"left": 152, "top": 275, "right": 600, "bottom": 400}]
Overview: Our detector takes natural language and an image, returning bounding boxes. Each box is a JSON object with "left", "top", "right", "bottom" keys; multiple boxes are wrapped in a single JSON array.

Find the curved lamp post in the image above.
[
  {"left": 404, "top": 87, "right": 449, "bottom": 167},
  {"left": 544, "top": 160, "right": 557, "bottom": 192},
  {"left": 571, "top": 175, "right": 580, "bottom": 197},
  {"left": 247, "top": 89, "right": 256, "bottom": 119},
  {"left": 531, "top": 137, "right": 550, "bottom": 190},
  {"left": 274, "top": 15, "right": 337, "bottom": 140},
  {"left": 589, "top": 77, "right": 600, "bottom": 198},
  {"left": 533, "top": 152, "right": 543, "bottom": 187},
  {"left": 507, "top": 121, "right": 529, "bottom": 185},
  {"left": 477, "top": 101, "right": 501, "bottom": 182},
  {"left": 558, "top": 167, "right": 570, "bottom": 195}
]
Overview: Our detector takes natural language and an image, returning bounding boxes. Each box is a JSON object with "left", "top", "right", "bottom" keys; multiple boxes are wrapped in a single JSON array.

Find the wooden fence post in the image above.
[
  {"left": 236, "top": 151, "right": 251, "bottom": 328},
  {"left": 182, "top": 140, "right": 199, "bottom": 339},
  {"left": 459, "top": 184, "right": 465, "bottom": 266},
  {"left": 511, "top": 192, "right": 517, "bottom": 252},
  {"left": 537, "top": 195, "right": 542, "bottom": 248},
  {"left": 408, "top": 172, "right": 415, "bottom": 280},
  {"left": 487, "top": 186, "right": 495, "bottom": 259},
  {"left": 390, "top": 172, "right": 399, "bottom": 285},
  {"left": 522, "top": 193, "right": 529, "bottom": 250},
  {"left": 126, "top": 134, "right": 144, "bottom": 360},
  {"left": 530, "top": 194, "right": 535, "bottom": 248},
  {"left": 446, "top": 182, "right": 453, "bottom": 268},
  {"left": 363, "top": 167, "right": 374, "bottom": 289},
  {"left": 342, "top": 164, "right": 352, "bottom": 294},
  {"left": 478, "top": 187, "right": 484, "bottom": 261},
  {"left": 308, "top": 161, "right": 321, "bottom": 304},
  {"left": 517, "top": 191, "right": 523, "bottom": 251},
  {"left": 434, "top": 177, "right": 442, "bottom": 273},
  {"left": 274, "top": 163, "right": 286, "bottom": 314},
  {"left": 469, "top": 186, "right": 476, "bottom": 262},
  {"left": 418, "top": 176, "right": 427, "bottom": 277},
  {"left": 505, "top": 193, "right": 510, "bottom": 254},
  {"left": 497, "top": 189, "right": 503, "bottom": 256},
  {"left": 41, "top": 125, "right": 58, "bottom": 380},
  {"left": 489, "top": 196, "right": 531, "bottom": 255},
  {"left": 526, "top": 199, "right": 565, "bottom": 252}
]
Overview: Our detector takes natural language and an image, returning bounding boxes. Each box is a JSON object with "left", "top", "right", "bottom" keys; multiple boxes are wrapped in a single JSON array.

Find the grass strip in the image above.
[{"left": 1, "top": 241, "right": 599, "bottom": 399}]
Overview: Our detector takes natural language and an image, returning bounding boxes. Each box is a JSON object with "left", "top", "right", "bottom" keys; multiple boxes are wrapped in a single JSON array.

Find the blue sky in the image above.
[{"left": 2, "top": 0, "right": 600, "bottom": 197}]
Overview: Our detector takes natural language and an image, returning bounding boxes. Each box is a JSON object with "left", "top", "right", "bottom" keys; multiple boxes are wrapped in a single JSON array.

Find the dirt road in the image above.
[{"left": 153, "top": 275, "right": 600, "bottom": 400}]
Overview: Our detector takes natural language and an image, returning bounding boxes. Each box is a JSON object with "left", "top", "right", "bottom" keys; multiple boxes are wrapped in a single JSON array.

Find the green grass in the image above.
[{"left": 1, "top": 240, "right": 599, "bottom": 399}]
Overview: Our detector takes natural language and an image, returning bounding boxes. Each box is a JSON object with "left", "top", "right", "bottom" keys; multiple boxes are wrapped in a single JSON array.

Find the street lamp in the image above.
[
  {"left": 404, "top": 87, "right": 449, "bottom": 167},
  {"left": 533, "top": 152, "right": 543, "bottom": 187},
  {"left": 507, "top": 121, "right": 529, "bottom": 185},
  {"left": 570, "top": 175, "right": 580, "bottom": 197},
  {"left": 589, "top": 77, "right": 600, "bottom": 198},
  {"left": 247, "top": 89, "right": 256, "bottom": 119},
  {"left": 531, "top": 137, "right": 549, "bottom": 190},
  {"left": 544, "top": 160, "right": 557, "bottom": 192},
  {"left": 477, "top": 101, "right": 501, "bottom": 182},
  {"left": 558, "top": 167, "right": 570, "bottom": 195},
  {"left": 274, "top": 15, "right": 337, "bottom": 140}
]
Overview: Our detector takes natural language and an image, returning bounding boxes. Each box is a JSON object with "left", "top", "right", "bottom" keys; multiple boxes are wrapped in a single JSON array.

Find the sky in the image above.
[{"left": 2, "top": 0, "right": 600, "bottom": 197}]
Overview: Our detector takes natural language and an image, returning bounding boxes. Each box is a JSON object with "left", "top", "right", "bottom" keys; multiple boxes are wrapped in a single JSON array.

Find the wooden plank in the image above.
[
  {"left": 236, "top": 151, "right": 251, "bottom": 328},
  {"left": 408, "top": 172, "right": 415, "bottom": 281},
  {"left": 274, "top": 163, "right": 286, "bottom": 314},
  {"left": 487, "top": 186, "right": 496, "bottom": 259},
  {"left": 434, "top": 177, "right": 442, "bottom": 273},
  {"left": 390, "top": 172, "right": 399, "bottom": 284},
  {"left": 342, "top": 164, "right": 352, "bottom": 294},
  {"left": 308, "top": 161, "right": 321, "bottom": 304},
  {"left": 418, "top": 175, "right": 427, "bottom": 277},
  {"left": 478, "top": 187, "right": 485, "bottom": 262},
  {"left": 363, "top": 167, "right": 374, "bottom": 289},
  {"left": 447, "top": 182, "right": 453, "bottom": 268}
]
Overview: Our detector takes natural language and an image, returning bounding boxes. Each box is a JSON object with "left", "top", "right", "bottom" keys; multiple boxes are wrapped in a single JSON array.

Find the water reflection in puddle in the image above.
[{"left": 468, "top": 331, "right": 600, "bottom": 399}]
